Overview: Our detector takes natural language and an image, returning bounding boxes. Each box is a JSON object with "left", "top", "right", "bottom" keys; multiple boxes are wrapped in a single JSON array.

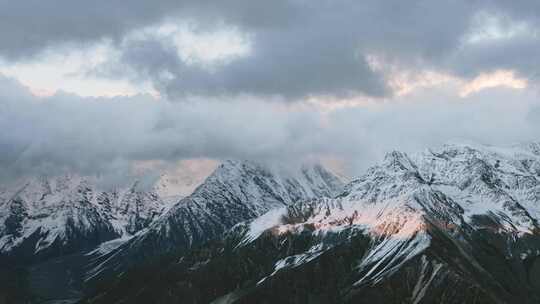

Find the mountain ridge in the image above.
[
  {"left": 85, "top": 160, "right": 346, "bottom": 282},
  {"left": 83, "top": 142, "right": 540, "bottom": 304}
]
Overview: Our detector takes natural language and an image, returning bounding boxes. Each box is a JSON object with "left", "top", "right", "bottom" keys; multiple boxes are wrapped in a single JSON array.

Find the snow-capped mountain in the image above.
[
  {"left": 86, "top": 160, "right": 345, "bottom": 281},
  {"left": 0, "top": 174, "right": 171, "bottom": 262},
  {"left": 85, "top": 143, "right": 540, "bottom": 304},
  {"left": 0, "top": 159, "right": 344, "bottom": 303},
  {"left": 0, "top": 159, "right": 223, "bottom": 265}
]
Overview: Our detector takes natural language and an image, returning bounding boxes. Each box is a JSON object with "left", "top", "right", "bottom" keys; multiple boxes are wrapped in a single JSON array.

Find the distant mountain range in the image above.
[{"left": 3, "top": 143, "right": 540, "bottom": 303}]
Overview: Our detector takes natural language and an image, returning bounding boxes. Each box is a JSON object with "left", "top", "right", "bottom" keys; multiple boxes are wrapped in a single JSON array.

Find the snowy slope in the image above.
[
  {"left": 240, "top": 142, "right": 540, "bottom": 280},
  {"left": 230, "top": 142, "right": 540, "bottom": 303},
  {"left": 145, "top": 161, "right": 345, "bottom": 248},
  {"left": 0, "top": 175, "right": 178, "bottom": 261},
  {"left": 85, "top": 142, "right": 540, "bottom": 304}
]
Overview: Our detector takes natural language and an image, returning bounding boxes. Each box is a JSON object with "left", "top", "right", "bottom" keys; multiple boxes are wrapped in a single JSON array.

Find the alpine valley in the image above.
[{"left": 3, "top": 143, "right": 540, "bottom": 304}]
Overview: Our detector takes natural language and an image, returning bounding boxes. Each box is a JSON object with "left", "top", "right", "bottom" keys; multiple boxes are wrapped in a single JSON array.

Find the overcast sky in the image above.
[{"left": 1, "top": 1, "right": 540, "bottom": 184}]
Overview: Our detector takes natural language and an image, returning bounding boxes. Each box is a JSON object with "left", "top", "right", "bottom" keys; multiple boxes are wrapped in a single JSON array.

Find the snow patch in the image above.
[{"left": 241, "top": 207, "right": 287, "bottom": 245}]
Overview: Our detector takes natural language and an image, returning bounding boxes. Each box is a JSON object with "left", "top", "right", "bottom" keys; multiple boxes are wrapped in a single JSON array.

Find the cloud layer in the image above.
[
  {"left": 1, "top": 74, "right": 539, "bottom": 183},
  {"left": 1, "top": 1, "right": 540, "bottom": 184},
  {"left": 1, "top": 1, "right": 540, "bottom": 99}
]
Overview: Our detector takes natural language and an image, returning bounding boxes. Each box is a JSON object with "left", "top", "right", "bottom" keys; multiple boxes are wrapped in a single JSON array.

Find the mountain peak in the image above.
[
  {"left": 382, "top": 150, "right": 418, "bottom": 173},
  {"left": 84, "top": 160, "right": 345, "bottom": 280}
]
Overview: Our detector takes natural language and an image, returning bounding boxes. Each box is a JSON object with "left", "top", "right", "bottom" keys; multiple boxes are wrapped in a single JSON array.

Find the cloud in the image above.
[
  {"left": 0, "top": 0, "right": 185, "bottom": 60},
  {"left": 0, "top": 43, "right": 155, "bottom": 97},
  {"left": 1, "top": 1, "right": 539, "bottom": 99},
  {"left": 94, "top": 18, "right": 390, "bottom": 99},
  {"left": 105, "top": 0, "right": 474, "bottom": 99},
  {"left": 1, "top": 1, "right": 540, "bottom": 184},
  {"left": 91, "top": 1, "right": 540, "bottom": 99},
  {"left": 459, "top": 69, "right": 527, "bottom": 97},
  {"left": 1, "top": 74, "right": 539, "bottom": 184}
]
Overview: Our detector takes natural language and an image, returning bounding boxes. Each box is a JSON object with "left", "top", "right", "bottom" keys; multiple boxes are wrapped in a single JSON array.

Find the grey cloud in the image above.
[
  {"left": 94, "top": 0, "right": 497, "bottom": 99},
  {"left": 2, "top": 1, "right": 540, "bottom": 98},
  {"left": 1, "top": 75, "right": 539, "bottom": 183},
  {"left": 115, "top": 33, "right": 389, "bottom": 99},
  {"left": 0, "top": 0, "right": 299, "bottom": 60},
  {"left": 448, "top": 35, "right": 540, "bottom": 80},
  {"left": 0, "top": 0, "right": 183, "bottom": 60}
]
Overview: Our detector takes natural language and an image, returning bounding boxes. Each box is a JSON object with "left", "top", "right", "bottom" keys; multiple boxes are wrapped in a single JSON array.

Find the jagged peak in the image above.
[
  {"left": 201, "top": 159, "right": 268, "bottom": 181},
  {"left": 195, "top": 159, "right": 344, "bottom": 193},
  {"left": 425, "top": 141, "right": 540, "bottom": 160},
  {"left": 382, "top": 150, "right": 418, "bottom": 172}
]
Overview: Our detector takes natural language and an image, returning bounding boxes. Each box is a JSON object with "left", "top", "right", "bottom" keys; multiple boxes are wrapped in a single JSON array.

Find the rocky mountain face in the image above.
[
  {"left": 85, "top": 160, "right": 345, "bottom": 282},
  {"left": 83, "top": 143, "right": 540, "bottom": 304}
]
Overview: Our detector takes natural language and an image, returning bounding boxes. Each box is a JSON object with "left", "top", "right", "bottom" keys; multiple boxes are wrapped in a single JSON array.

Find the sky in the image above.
[{"left": 1, "top": 0, "right": 540, "bottom": 185}]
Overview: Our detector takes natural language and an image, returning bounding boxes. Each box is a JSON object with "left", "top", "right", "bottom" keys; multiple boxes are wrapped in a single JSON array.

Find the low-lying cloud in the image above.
[{"left": 1, "top": 74, "right": 539, "bottom": 184}]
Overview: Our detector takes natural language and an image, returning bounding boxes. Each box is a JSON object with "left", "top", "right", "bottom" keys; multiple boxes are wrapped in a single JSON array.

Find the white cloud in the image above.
[
  {"left": 154, "top": 22, "right": 253, "bottom": 66},
  {"left": 0, "top": 21, "right": 253, "bottom": 98},
  {"left": 366, "top": 55, "right": 528, "bottom": 99},
  {"left": 0, "top": 42, "right": 156, "bottom": 97},
  {"left": 459, "top": 69, "right": 528, "bottom": 97},
  {"left": 464, "top": 11, "right": 539, "bottom": 45}
]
